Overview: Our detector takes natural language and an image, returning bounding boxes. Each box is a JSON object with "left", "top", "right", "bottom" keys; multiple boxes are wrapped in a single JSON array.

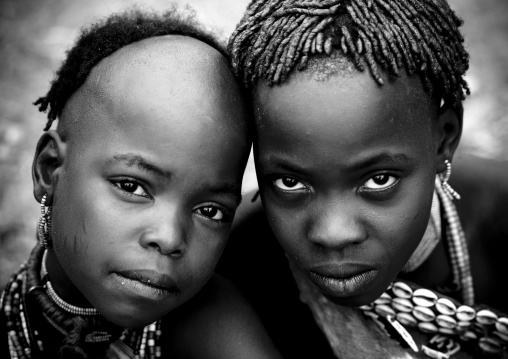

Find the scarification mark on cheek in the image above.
[
  {"left": 73, "top": 234, "right": 79, "bottom": 254},
  {"left": 82, "top": 217, "right": 87, "bottom": 236}
]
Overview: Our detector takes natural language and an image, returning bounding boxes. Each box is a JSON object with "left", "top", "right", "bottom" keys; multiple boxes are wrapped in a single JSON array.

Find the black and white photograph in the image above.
[{"left": 1, "top": 0, "right": 507, "bottom": 358}]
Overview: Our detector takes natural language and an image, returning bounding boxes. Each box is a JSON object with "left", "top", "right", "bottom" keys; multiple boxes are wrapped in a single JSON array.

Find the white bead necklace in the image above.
[{"left": 41, "top": 249, "right": 100, "bottom": 316}]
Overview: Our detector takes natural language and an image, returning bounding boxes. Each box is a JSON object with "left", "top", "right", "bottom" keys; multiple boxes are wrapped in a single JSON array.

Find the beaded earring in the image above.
[
  {"left": 38, "top": 193, "right": 53, "bottom": 248},
  {"left": 439, "top": 160, "right": 461, "bottom": 201}
]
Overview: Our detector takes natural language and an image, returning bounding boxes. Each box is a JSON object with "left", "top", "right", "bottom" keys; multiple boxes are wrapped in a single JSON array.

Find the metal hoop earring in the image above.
[
  {"left": 439, "top": 160, "right": 461, "bottom": 201},
  {"left": 38, "top": 194, "right": 53, "bottom": 248}
]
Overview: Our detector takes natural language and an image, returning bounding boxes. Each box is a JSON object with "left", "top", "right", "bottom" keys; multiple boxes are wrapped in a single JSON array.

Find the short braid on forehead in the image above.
[
  {"left": 34, "top": 8, "right": 227, "bottom": 131},
  {"left": 229, "top": 0, "right": 470, "bottom": 107}
]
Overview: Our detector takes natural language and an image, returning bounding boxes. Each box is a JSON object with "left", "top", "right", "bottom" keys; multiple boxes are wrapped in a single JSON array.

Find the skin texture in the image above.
[
  {"left": 253, "top": 69, "right": 462, "bottom": 307},
  {"left": 32, "top": 35, "right": 251, "bottom": 329}
]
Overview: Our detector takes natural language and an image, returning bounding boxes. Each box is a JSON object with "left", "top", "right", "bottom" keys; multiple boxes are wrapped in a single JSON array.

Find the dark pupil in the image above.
[
  {"left": 373, "top": 175, "right": 389, "bottom": 185},
  {"left": 282, "top": 178, "right": 297, "bottom": 188},
  {"left": 121, "top": 181, "right": 136, "bottom": 192},
  {"left": 202, "top": 207, "right": 218, "bottom": 217}
]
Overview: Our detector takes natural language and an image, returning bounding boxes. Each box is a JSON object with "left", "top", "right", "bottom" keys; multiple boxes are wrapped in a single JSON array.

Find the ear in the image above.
[
  {"left": 434, "top": 102, "right": 463, "bottom": 174},
  {"left": 32, "top": 130, "right": 67, "bottom": 205}
]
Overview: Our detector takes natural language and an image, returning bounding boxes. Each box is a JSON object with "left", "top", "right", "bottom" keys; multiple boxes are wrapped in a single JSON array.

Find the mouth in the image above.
[
  {"left": 113, "top": 270, "right": 180, "bottom": 300},
  {"left": 309, "top": 264, "right": 378, "bottom": 297}
]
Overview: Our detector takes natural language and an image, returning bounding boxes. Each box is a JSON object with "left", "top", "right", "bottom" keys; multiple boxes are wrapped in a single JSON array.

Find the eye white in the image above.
[
  {"left": 196, "top": 206, "right": 224, "bottom": 220},
  {"left": 363, "top": 174, "right": 397, "bottom": 190},
  {"left": 116, "top": 181, "right": 148, "bottom": 197},
  {"left": 273, "top": 177, "right": 306, "bottom": 191}
]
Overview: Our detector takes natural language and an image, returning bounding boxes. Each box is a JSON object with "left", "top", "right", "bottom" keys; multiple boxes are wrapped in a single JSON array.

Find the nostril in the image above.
[
  {"left": 147, "top": 242, "right": 161, "bottom": 251},
  {"left": 169, "top": 248, "right": 184, "bottom": 258}
]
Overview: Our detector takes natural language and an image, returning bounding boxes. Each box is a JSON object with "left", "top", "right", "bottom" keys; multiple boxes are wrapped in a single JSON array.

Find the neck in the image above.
[
  {"left": 398, "top": 236, "right": 459, "bottom": 300},
  {"left": 45, "top": 249, "right": 93, "bottom": 308}
]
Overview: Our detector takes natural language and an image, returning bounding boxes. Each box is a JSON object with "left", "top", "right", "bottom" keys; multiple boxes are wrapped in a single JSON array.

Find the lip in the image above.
[
  {"left": 309, "top": 263, "right": 378, "bottom": 297},
  {"left": 113, "top": 269, "right": 179, "bottom": 300}
]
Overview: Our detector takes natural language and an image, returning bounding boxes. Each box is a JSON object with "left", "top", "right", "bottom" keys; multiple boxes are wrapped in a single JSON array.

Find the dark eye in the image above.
[
  {"left": 113, "top": 180, "right": 149, "bottom": 198},
  {"left": 363, "top": 174, "right": 398, "bottom": 190},
  {"left": 196, "top": 205, "right": 224, "bottom": 221},
  {"left": 273, "top": 177, "right": 306, "bottom": 191}
]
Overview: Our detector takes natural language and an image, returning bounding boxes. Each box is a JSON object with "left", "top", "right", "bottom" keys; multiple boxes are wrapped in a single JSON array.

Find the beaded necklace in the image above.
[
  {"left": 360, "top": 280, "right": 508, "bottom": 358},
  {"left": 41, "top": 249, "right": 99, "bottom": 317},
  {"left": 0, "top": 245, "right": 162, "bottom": 359}
]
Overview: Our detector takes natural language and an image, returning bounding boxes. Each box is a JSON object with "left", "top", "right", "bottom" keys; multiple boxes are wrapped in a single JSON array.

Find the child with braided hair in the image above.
[
  {"left": 217, "top": 0, "right": 508, "bottom": 358},
  {"left": 0, "top": 8, "right": 283, "bottom": 359}
]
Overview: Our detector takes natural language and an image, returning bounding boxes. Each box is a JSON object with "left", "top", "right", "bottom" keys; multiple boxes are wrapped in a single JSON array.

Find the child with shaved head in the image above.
[{"left": 0, "top": 9, "right": 281, "bottom": 359}]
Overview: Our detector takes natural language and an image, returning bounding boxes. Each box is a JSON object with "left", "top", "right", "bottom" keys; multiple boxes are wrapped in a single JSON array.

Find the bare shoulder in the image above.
[
  {"left": 160, "top": 273, "right": 282, "bottom": 359},
  {"left": 452, "top": 153, "right": 508, "bottom": 311}
]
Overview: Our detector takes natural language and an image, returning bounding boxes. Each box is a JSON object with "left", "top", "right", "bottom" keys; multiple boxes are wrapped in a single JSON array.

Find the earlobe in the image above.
[
  {"left": 435, "top": 102, "right": 463, "bottom": 174},
  {"left": 32, "top": 130, "right": 67, "bottom": 205}
]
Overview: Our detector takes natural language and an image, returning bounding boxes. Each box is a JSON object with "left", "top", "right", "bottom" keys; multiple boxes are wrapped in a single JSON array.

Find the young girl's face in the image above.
[
  {"left": 39, "top": 38, "right": 249, "bottom": 328},
  {"left": 254, "top": 70, "right": 441, "bottom": 306}
]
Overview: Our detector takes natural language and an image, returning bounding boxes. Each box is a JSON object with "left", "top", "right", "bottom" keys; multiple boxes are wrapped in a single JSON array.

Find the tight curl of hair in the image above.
[
  {"left": 229, "top": 0, "right": 470, "bottom": 107},
  {"left": 34, "top": 7, "right": 226, "bottom": 131}
]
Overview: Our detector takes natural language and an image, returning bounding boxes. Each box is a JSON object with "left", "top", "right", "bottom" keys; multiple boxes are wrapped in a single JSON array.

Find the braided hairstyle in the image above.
[
  {"left": 34, "top": 7, "right": 227, "bottom": 131},
  {"left": 229, "top": 0, "right": 470, "bottom": 107}
]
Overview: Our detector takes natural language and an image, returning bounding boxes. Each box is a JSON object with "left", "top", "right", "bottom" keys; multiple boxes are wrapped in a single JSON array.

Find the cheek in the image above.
[
  {"left": 186, "top": 231, "right": 229, "bottom": 283},
  {"left": 374, "top": 179, "right": 434, "bottom": 263},
  {"left": 51, "top": 175, "right": 126, "bottom": 265},
  {"left": 264, "top": 203, "right": 306, "bottom": 259}
]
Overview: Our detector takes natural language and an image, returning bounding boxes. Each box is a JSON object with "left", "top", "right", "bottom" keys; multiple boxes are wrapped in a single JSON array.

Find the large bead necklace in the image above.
[
  {"left": 0, "top": 245, "right": 162, "bottom": 359},
  {"left": 360, "top": 280, "right": 508, "bottom": 358},
  {"left": 359, "top": 178, "right": 506, "bottom": 358}
]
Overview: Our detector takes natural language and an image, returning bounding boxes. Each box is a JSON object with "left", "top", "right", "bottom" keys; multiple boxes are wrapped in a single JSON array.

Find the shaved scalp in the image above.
[
  {"left": 34, "top": 8, "right": 229, "bottom": 131},
  {"left": 60, "top": 35, "right": 246, "bottom": 142},
  {"left": 229, "top": 0, "right": 470, "bottom": 107}
]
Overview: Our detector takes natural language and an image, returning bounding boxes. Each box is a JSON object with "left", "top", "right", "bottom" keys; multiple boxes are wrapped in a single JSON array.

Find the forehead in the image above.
[{"left": 253, "top": 70, "right": 436, "bottom": 165}]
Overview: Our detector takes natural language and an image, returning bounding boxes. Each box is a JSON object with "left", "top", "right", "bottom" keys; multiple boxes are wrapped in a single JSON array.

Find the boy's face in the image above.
[
  {"left": 48, "top": 37, "right": 249, "bottom": 327},
  {"left": 254, "top": 70, "right": 440, "bottom": 306}
]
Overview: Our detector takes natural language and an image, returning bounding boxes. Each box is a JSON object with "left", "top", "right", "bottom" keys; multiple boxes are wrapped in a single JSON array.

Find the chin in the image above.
[{"left": 101, "top": 307, "right": 163, "bottom": 329}]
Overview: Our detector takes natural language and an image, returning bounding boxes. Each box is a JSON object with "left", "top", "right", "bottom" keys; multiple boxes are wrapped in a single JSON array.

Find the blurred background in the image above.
[{"left": 1, "top": 0, "right": 507, "bottom": 288}]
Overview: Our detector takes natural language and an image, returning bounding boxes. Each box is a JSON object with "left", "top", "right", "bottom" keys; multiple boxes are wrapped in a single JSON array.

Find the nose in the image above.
[
  {"left": 307, "top": 197, "right": 367, "bottom": 251},
  {"left": 139, "top": 208, "right": 187, "bottom": 258}
]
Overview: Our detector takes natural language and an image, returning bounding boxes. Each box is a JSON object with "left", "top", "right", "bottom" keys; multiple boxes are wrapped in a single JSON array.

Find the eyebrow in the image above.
[
  {"left": 209, "top": 183, "right": 243, "bottom": 206},
  {"left": 266, "top": 157, "right": 309, "bottom": 175},
  {"left": 109, "top": 153, "right": 172, "bottom": 179},
  {"left": 349, "top": 152, "right": 414, "bottom": 171},
  {"left": 266, "top": 152, "right": 414, "bottom": 173},
  {"left": 109, "top": 153, "right": 242, "bottom": 205}
]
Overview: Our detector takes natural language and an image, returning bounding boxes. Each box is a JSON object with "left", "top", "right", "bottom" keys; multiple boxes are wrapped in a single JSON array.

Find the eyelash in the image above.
[
  {"left": 194, "top": 204, "right": 233, "bottom": 224},
  {"left": 271, "top": 174, "right": 399, "bottom": 194},
  {"left": 360, "top": 173, "right": 400, "bottom": 192},
  {"left": 272, "top": 177, "right": 308, "bottom": 192},
  {"left": 111, "top": 179, "right": 234, "bottom": 224},
  {"left": 111, "top": 178, "right": 151, "bottom": 199}
]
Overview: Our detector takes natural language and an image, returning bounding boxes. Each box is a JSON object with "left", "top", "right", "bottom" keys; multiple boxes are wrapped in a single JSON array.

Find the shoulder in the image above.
[
  {"left": 160, "top": 273, "right": 282, "bottom": 359},
  {"left": 451, "top": 152, "right": 508, "bottom": 310}
]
